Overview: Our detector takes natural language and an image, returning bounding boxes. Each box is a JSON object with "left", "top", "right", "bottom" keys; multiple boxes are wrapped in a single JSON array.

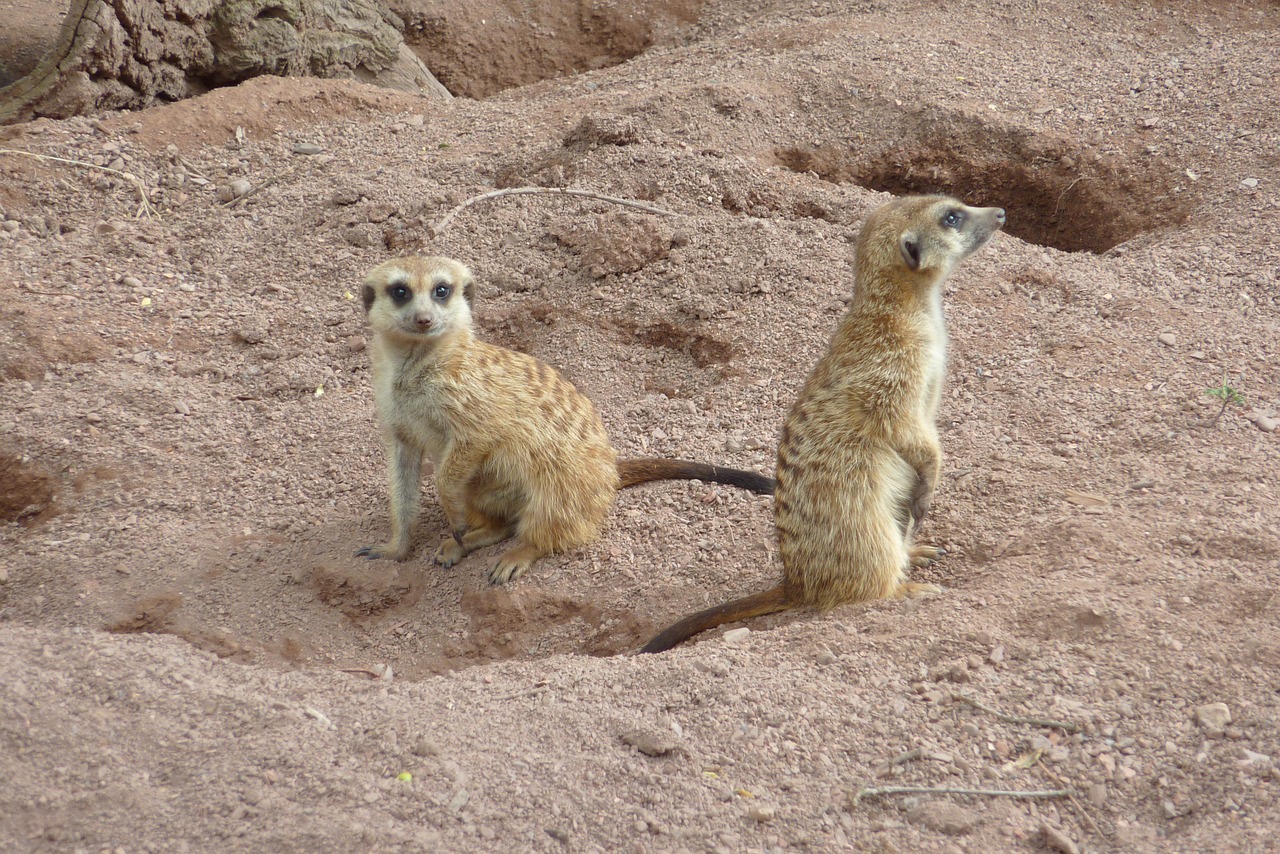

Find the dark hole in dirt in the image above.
[
  {"left": 614, "top": 319, "right": 736, "bottom": 368},
  {"left": 775, "top": 141, "right": 1186, "bottom": 254},
  {"left": 396, "top": 0, "right": 701, "bottom": 99},
  {"left": 0, "top": 450, "right": 56, "bottom": 524}
]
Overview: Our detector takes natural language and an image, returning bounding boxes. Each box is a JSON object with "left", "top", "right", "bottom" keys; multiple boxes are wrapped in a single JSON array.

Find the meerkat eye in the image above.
[
  {"left": 389, "top": 284, "right": 411, "bottom": 305},
  {"left": 432, "top": 282, "right": 452, "bottom": 302},
  {"left": 942, "top": 209, "right": 966, "bottom": 229}
]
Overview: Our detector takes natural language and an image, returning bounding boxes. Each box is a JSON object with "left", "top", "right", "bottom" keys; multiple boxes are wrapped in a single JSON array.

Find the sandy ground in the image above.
[{"left": 2, "top": 0, "right": 1279, "bottom": 851}]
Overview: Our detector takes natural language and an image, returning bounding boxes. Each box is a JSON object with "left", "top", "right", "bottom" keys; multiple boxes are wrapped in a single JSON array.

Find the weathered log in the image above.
[{"left": 0, "top": 0, "right": 450, "bottom": 125}]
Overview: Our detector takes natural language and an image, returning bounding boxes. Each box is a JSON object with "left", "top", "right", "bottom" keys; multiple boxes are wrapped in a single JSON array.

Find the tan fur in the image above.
[
  {"left": 643, "top": 196, "right": 1005, "bottom": 653},
  {"left": 357, "top": 256, "right": 773, "bottom": 585}
]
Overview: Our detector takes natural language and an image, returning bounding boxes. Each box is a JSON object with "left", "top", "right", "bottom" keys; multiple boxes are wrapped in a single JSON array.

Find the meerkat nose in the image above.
[
  {"left": 413, "top": 313, "right": 433, "bottom": 329},
  {"left": 994, "top": 208, "right": 1007, "bottom": 223}
]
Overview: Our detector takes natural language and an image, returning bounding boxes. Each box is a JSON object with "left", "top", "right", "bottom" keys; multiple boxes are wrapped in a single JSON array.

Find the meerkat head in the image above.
[
  {"left": 361, "top": 256, "right": 475, "bottom": 344},
  {"left": 858, "top": 195, "right": 1005, "bottom": 287}
]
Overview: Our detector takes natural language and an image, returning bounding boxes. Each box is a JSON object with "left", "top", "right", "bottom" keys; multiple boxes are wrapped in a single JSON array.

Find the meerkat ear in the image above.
[
  {"left": 361, "top": 283, "right": 376, "bottom": 313},
  {"left": 461, "top": 270, "right": 475, "bottom": 305},
  {"left": 899, "top": 233, "right": 922, "bottom": 270}
]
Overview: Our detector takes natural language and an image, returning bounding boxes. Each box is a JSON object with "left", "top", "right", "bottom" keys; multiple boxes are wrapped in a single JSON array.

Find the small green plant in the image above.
[{"left": 1204, "top": 375, "right": 1246, "bottom": 427}]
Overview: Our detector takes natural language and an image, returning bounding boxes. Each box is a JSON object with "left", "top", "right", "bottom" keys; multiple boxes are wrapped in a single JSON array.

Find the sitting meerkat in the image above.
[
  {"left": 642, "top": 195, "right": 1006, "bottom": 653},
  {"left": 357, "top": 255, "right": 774, "bottom": 585}
]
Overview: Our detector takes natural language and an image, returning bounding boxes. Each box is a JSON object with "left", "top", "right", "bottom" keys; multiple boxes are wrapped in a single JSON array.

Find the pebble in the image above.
[
  {"left": 173, "top": 400, "right": 191, "bottom": 416},
  {"left": 1088, "top": 782, "right": 1108, "bottom": 807},
  {"left": 620, "top": 729, "right": 678, "bottom": 757},
  {"left": 411, "top": 735, "right": 439, "bottom": 757},
  {"left": 723, "top": 627, "right": 751, "bottom": 645},
  {"left": 122, "top": 276, "right": 143, "bottom": 288},
  {"left": 1157, "top": 332, "right": 1176, "bottom": 347},
  {"left": 746, "top": 805, "right": 776, "bottom": 822},
  {"left": 1039, "top": 824, "right": 1080, "bottom": 854},
  {"left": 346, "top": 335, "right": 367, "bottom": 353},
  {"left": 292, "top": 142, "right": 324, "bottom": 155},
  {"left": 218, "top": 180, "right": 251, "bottom": 202},
  {"left": 330, "top": 187, "right": 362, "bottom": 206},
  {"left": 1194, "top": 702, "right": 1231, "bottom": 737},
  {"left": 1244, "top": 411, "right": 1277, "bottom": 433},
  {"left": 1240, "top": 177, "right": 1259, "bottom": 189},
  {"left": 0, "top": 565, "right": 8, "bottom": 583},
  {"left": 906, "top": 800, "right": 977, "bottom": 835},
  {"left": 234, "top": 322, "right": 269, "bottom": 345}
]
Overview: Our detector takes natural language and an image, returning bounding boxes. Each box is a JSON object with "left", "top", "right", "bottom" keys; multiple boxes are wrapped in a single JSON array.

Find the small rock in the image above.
[
  {"left": 121, "top": 275, "right": 143, "bottom": 289},
  {"left": 218, "top": 179, "right": 251, "bottom": 201},
  {"left": 746, "top": 805, "right": 776, "bottom": 822},
  {"left": 1162, "top": 798, "right": 1178, "bottom": 819},
  {"left": 0, "top": 565, "right": 9, "bottom": 583},
  {"left": 330, "top": 187, "right": 362, "bottom": 206},
  {"left": 724, "top": 437, "right": 745, "bottom": 452},
  {"left": 94, "top": 220, "right": 121, "bottom": 236},
  {"left": 234, "top": 322, "right": 269, "bottom": 345},
  {"left": 346, "top": 335, "right": 367, "bottom": 353},
  {"left": 1039, "top": 823, "right": 1080, "bottom": 854},
  {"left": 1157, "top": 332, "right": 1177, "bottom": 347},
  {"left": 1, "top": 220, "right": 18, "bottom": 233},
  {"left": 620, "top": 729, "right": 678, "bottom": 757},
  {"left": 723, "top": 627, "right": 751, "bottom": 645},
  {"left": 1240, "top": 748, "right": 1272, "bottom": 765},
  {"left": 1244, "top": 411, "right": 1277, "bottom": 433},
  {"left": 292, "top": 142, "right": 324, "bottom": 155},
  {"left": 411, "top": 736, "right": 439, "bottom": 757},
  {"left": 813, "top": 645, "right": 837, "bottom": 666},
  {"left": 173, "top": 400, "right": 191, "bottom": 416},
  {"left": 1088, "top": 782, "right": 1108, "bottom": 807},
  {"left": 1194, "top": 702, "right": 1231, "bottom": 737},
  {"left": 1240, "top": 177, "right": 1260, "bottom": 189},
  {"left": 906, "top": 800, "right": 977, "bottom": 836}
]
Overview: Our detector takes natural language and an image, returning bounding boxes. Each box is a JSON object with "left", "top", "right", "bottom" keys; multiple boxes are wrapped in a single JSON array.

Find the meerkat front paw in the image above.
[
  {"left": 896, "top": 581, "right": 944, "bottom": 599},
  {"left": 434, "top": 537, "right": 466, "bottom": 568},
  {"left": 356, "top": 543, "right": 409, "bottom": 561}
]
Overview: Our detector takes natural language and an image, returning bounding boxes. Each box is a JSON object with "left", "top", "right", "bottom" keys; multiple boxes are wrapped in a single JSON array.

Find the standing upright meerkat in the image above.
[
  {"left": 642, "top": 195, "right": 1005, "bottom": 653},
  {"left": 357, "top": 255, "right": 774, "bottom": 585}
]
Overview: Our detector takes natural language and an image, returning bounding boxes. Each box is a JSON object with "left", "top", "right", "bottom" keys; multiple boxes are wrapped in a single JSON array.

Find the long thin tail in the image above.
[
  {"left": 618, "top": 457, "right": 774, "bottom": 495},
  {"left": 641, "top": 584, "right": 790, "bottom": 654}
]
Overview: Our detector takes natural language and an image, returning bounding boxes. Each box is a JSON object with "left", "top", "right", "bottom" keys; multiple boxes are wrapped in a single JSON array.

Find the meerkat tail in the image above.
[
  {"left": 617, "top": 457, "right": 775, "bottom": 495},
  {"left": 640, "top": 584, "right": 790, "bottom": 654}
]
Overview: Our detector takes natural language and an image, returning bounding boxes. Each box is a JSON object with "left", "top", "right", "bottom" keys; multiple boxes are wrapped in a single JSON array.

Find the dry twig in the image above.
[
  {"left": 0, "top": 147, "right": 156, "bottom": 218},
  {"left": 432, "top": 186, "right": 679, "bottom": 235},
  {"left": 952, "top": 693, "right": 1080, "bottom": 733},
  {"left": 853, "top": 784, "right": 1071, "bottom": 804}
]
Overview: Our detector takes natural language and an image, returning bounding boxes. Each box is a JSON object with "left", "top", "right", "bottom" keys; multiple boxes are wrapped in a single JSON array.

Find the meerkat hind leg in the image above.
[
  {"left": 487, "top": 540, "right": 551, "bottom": 585},
  {"left": 908, "top": 542, "right": 946, "bottom": 567},
  {"left": 434, "top": 505, "right": 513, "bottom": 568}
]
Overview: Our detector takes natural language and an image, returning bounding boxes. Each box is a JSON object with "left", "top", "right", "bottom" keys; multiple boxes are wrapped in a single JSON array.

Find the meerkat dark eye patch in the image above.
[
  {"left": 361, "top": 284, "right": 376, "bottom": 313},
  {"left": 942, "top": 209, "right": 965, "bottom": 229},
  {"left": 389, "top": 284, "right": 412, "bottom": 306},
  {"left": 432, "top": 282, "right": 452, "bottom": 302},
  {"left": 899, "top": 234, "right": 922, "bottom": 270}
]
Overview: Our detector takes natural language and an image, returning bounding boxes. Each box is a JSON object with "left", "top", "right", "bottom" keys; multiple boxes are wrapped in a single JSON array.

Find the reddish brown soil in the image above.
[{"left": 2, "top": 0, "right": 1280, "bottom": 851}]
